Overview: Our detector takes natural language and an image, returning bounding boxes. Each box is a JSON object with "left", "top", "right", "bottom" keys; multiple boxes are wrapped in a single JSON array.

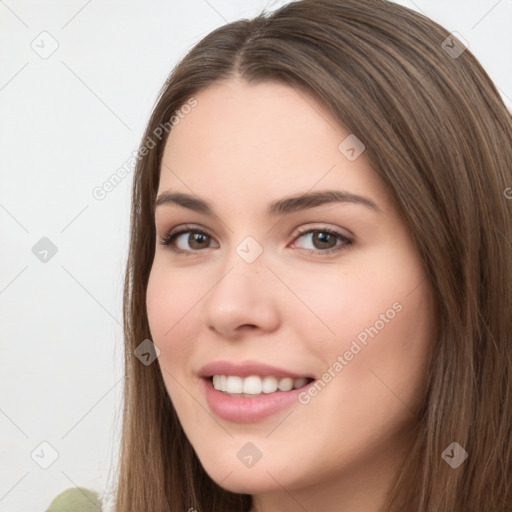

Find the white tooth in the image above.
[
  {"left": 277, "top": 377, "right": 293, "bottom": 391},
  {"left": 243, "top": 376, "right": 263, "bottom": 395},
  {"left": 293, "top": 378, "right": 307, "bottom": 389},
  {"left": 262, "top": 376, "right": 278, "bottom": 393},
  {"left": 214, "top": 375, "right": 305, "bottom": 394},
  {"left": 226, "top": 376, "right": 243, "bottom": 394}
]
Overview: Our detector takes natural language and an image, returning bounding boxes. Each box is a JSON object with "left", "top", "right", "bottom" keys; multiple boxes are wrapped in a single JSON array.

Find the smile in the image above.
[{"left": 198, "top": 360, "right": 316, "bottom": 422}]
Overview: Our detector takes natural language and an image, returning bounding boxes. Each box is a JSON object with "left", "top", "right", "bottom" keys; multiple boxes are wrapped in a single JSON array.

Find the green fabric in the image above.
[{"left": 46, "top": 488, "right": 101, "bottom": 512}]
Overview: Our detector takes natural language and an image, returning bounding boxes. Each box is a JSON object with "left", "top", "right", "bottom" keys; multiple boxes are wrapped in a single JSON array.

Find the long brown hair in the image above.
[{"left": 115, "top": 1, "right": 512, "bottom": 510}]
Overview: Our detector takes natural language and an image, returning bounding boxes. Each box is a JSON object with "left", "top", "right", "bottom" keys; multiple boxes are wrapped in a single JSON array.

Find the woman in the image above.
[{"left": 115, "top": 0, "right": 512, "bottom": 510}]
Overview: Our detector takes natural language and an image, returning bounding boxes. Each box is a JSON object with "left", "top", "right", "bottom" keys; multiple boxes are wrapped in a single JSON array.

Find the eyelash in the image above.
[{"left": 158, "top": 224, "right": 353, "bottom": 257}]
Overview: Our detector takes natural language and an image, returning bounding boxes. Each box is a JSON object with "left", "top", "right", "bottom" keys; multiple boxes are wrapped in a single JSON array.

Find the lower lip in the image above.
[{"left": 201, "top": 378, "right": 308, "bottom": 423}]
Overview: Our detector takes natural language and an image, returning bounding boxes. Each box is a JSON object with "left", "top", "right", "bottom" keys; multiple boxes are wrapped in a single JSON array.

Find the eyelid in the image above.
[{"left": 165, "top": 223, "right": 213, "bottom": 240}]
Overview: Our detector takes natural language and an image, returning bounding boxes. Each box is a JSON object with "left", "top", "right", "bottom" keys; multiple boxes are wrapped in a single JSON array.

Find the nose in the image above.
[{"left": 201, "top": 254, "right": 281, "bottom": 339}]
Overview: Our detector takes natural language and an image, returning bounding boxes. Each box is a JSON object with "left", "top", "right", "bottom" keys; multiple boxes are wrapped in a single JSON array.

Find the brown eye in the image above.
[
  {"left": 291, "top": 227, "right": 353, "bottom": 255},
  {"left": 159, "top": 226, "right": 217, "bottom": 253},
  {"left": 181, "top": 232, "right": 211, "bottom": 250}
]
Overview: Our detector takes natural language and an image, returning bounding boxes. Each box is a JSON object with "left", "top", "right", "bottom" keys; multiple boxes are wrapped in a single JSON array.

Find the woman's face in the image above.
[{"left": 146, "top": 78, "right": 434, "bottom": 507}]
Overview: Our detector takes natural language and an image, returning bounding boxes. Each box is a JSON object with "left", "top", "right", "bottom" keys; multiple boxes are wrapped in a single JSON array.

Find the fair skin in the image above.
[{"left": 146, "top": 78, "right": 434, "bottom": 512}]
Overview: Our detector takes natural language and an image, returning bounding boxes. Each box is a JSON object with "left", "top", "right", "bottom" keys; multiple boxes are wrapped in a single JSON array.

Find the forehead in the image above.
[{"left": 159, "top": 78, "right": 388, "bottom": 211}]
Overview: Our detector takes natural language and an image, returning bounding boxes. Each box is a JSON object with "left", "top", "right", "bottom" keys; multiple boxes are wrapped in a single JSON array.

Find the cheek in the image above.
[
  {"left": 281, "top": 261, "right": 418, "bottom": 354},
  {"left": 146, "top": 265, "right": 200, "bottom": 369},
  {"left": 292, "top": 252, "right": 433, "bottom": 406},
  {"left": 287, "top": 278, "right": 432, "bottom": 475},
  {"left": 146, "top": 265, "right": 205, "bottom": 422}
]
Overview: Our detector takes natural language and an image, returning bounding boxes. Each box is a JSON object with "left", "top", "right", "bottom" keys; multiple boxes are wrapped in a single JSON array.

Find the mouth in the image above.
[
  {"left": 209, "top": 374, "right": 315, "bottom": 397},
  {"left": 198, "top": 361, "right": 316, "bottom": 423}
]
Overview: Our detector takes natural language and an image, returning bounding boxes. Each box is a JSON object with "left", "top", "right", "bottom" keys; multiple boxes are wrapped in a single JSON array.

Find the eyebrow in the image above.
[{"left": 155, "top": 189, "right": 382, "bottom": 216}]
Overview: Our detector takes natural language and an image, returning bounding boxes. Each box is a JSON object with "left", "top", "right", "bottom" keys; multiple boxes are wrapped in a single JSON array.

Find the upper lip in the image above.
[{"left": 198, "top": 360, "right": 313, "bottom": 379}]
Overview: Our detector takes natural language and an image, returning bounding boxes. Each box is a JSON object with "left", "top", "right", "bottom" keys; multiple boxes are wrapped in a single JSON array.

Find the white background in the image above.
[{"left": 1, "top": 1, "right": 511, "bottom": 511}]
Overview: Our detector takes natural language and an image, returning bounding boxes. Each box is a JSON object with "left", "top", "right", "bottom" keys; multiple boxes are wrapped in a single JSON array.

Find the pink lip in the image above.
[
  {"left": 200, "top": 378, "right": 309, "bottom": 423},
  {"left": 198, "top": 360, "right": 312, "bottom": 379},
  {"left": 198, "top": 360, "right": 314, "bottom": 423}
]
